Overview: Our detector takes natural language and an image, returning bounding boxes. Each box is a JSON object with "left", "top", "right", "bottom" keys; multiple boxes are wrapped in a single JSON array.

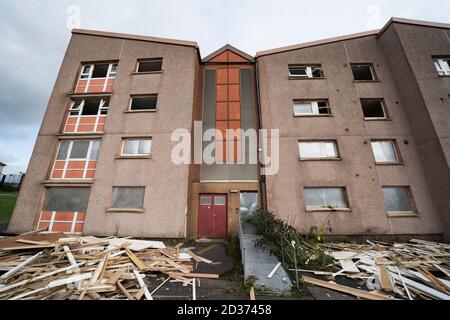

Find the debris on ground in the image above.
[
  {"left": 292, "top": 239, "right": 450, "bottom": 300},
  {"left": 0, "top": 231, "right": 218, "bottom": 300}
]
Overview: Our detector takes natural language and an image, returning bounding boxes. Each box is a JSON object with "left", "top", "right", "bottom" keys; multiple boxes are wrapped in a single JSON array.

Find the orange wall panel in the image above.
[
  {"left": 228, "top": 85, "right": 240, "bottom": 101},
  {"left": 228, "top": 68, "right": 240, "bottom": 84},
  {"left": 216, "top": 85, "right": 228, "bottom": 101},
  {"left": 229, "top": 102, "right": 241, "bottom": 120},
  {"left": 216, "top": 102, "right": 228, "bottom": 120}
]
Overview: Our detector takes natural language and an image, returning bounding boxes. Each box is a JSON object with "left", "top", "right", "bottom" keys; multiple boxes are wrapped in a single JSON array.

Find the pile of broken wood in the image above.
[
  {"left": 0, "top": 231, "right": 218, "bottom": 300},
  {"left": 296, "top": 239, "right": 450, "bottom": 300}
]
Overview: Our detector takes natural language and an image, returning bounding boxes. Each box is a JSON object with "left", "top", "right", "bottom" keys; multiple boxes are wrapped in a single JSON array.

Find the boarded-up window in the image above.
[
  {"left": 112, "top": 187, "right": 145, "bottom": 209},
  {"left": 43, "top": 187, "right": 90, "bottom": 212}
]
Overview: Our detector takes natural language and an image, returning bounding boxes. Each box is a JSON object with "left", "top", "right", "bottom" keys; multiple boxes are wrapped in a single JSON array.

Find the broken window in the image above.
[
  {"left": 69, "top": 99, "right": 110, "bottom": 116},
  {"left": 79, "top": 62, "right": 118, "bottom": 80},
  {"left": 371, "top": 140, "right": 400, "bottom": 163},
  {"left": 293, "top": 100, "right": 330, "bottom": 116},
  {"left": 43, "top": 187, "right": 90, "bottom": 212},
  {"left": 351, "top": 64, "right": 376, "bottom": 81},
  {"left": 137, "top": 59, "right": 163, "bottom": 73},
  {"left": 122, "top": 139, "right": 152, "bottom": 156},
  {"left": 299, "top": 141, "right": 338, "bottom": 159},
  {"left": 304, "top": 187, "right": 349, "bottom": 210},
  {"left": 382, "top": 187, "right": 414, "bottom": 214},
  {"left": 289, "top": 65, "right": 324, "bottom": 78},
  {"left": 361, "top": 99, "right": 386, "bottom": 119},
  {"left": 130, "top": 96, "right": 158, "bottom": 111},
  {"left": 112, "top": 187, "right": 145, "bottom": 209},
  {"left": 433, "top": 58, "right": 450, "bottom": 76}
]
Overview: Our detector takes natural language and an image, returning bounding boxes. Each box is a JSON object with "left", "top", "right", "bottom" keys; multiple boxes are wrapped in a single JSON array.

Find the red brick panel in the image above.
[{"left": 37, "top": 211, "right": 86, "bottom": 233}]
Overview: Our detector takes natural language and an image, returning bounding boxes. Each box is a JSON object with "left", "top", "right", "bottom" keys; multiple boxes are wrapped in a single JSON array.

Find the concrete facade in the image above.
[{"left": 7, "top": 18, "right": 450, "bottom": 241}]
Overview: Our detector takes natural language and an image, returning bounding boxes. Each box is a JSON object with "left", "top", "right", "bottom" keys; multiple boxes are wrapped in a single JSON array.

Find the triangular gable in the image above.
[{"left": 202, "top": 44, "right": 254, "bottom": 63}]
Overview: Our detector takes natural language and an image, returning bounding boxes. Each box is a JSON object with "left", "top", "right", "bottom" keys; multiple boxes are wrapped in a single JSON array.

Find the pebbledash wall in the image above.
[{"left": 7, "top": 17, "right": 450, "bottom": 241}]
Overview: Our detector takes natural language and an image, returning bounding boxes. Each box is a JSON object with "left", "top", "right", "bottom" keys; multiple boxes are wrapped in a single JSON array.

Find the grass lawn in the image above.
[{"left": 0, "top": 192, "right": 18, "bottom": 224}]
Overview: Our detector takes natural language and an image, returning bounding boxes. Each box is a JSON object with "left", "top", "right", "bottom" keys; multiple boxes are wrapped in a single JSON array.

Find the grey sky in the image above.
[{"left": 0, "top": 0, "right": 448, "bottom": 174}]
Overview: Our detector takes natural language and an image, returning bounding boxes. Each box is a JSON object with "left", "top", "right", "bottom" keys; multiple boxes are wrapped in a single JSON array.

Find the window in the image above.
[
  {"left": 80, "top": 63, "right": 118, "bottom": 80},
  {"left": 361, "top": 99, "right": 387, "bottom": 119},
  {"left": 293, "top": 100, "right": 330, "bottom": 116},
  {"left": 43, "top": 187, "right": 90, "bottom": 212},
  {"left": 122, "top": 139, "right": 152, "bottom": 156},
  {"left": 351, "top": 64, "right": 376, "bottom": 81},
  {"left": 289, "top": 65, "right": 324, "bottom": 78},
  {"left": 112, "top": 187, "right": 145, "bottom": 209},
  {"left": 69, "top": 99, "right": 110, "bottom": 116},
  {"left": 215, "top": 196, "right": 226, "bottom": 206},
  {"left": 56, "top": 140, "right": 100, "bottom": 161},
  {"left": 299, "top": 141, "right": 338, "bottom": 159},
  {"left": 433, "top": 58, "right": 450, "bottom": 76},
  {"left": 200, "top": 196, "right": 212, "bottom": 206},
  {"left": 137, "top": 59, "right": 163, "bottom": 73},
  {"left": 382, "top": 187, "right": 415, "bottom": 214},
  {"left": 304, "top": 187, "right": 349, "bottom": 210},
  {"left": 130, "top": 96, "right": 158, "bottom": 111},
  {"left": 371, "top": 140, "right": 400, "bottom": 164}
]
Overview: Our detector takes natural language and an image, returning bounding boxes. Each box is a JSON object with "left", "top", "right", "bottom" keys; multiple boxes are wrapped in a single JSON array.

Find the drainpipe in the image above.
[{"left": 255, "top": 58, "right": 268, "bottom": 210}]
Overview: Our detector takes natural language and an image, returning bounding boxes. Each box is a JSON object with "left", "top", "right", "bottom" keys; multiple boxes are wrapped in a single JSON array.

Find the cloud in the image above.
[{"left": 0, "top": 0, "right": 448, "bottom": 174}]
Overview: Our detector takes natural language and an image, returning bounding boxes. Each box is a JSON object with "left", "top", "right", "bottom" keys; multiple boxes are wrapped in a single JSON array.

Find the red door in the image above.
[{"left": 198, "top": 194, "right": 227, "bottom": 239}]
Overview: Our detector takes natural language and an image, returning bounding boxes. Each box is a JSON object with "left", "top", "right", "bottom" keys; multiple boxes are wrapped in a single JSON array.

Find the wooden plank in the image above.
[
  {"left": 249, "top": 287, "right": 256, "bottom": 300},
  {"left": 267, "top": 262, "right": 281, "bottom": 279},
  {"left": 378, "top": 265, "right": 393, "bottom": 292},
  {"left": 0, "top": 251, "right": 43, "bottom": 280},
  {"left": 192, "top": 278, "right": 196, "bottom": 300},
  {"left": 125, "top": 248, "right": 147, "bottom": 270},
  {"left": 195, "top": 244, "right": 217, "bottom": 255},
  {"left": 63, "top": 246, "right": 78, "bottom": 267},
  {"left": 418, "top": 268, "right": 450, "bottom": 294},
  {"left": 15, "top": 239, "right": 51, "bottom": 246},
  {"left": 134, "top": 287, "right": 145, "bottom": 300},
  {"left": 390, "top": 271, "right": 449, "bottom": 300},
  {"left": 187, "top": 250, "right": 212, "bottom": 264},
  {"left": 169, "top": 272, "right": 219, "bottom": 279},
  {"left": 48, "top": 273, "right": 92, "bottom": 288},
  {"left": 133, "top": 270, "right": 153, "bottom": 300},
  {"left": 106, "top": 269, "right": 127, "bottom": 284},
  {"left": 302, "top": 276, "right": 390, "bottom": 300},
  {"left": 117, "top": 281, "right": 135, "bottom": 300}
]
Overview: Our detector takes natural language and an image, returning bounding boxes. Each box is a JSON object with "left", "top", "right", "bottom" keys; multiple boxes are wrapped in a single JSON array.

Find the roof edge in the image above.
[
  {"left": 256, "top": 17, "right": 450, "bottom": 57},
  {"left": 202, "top": 43, "right": 254, "bottom": 63},
  {"left": 71, "top": 29, "right": 199, "bottom": 48}
]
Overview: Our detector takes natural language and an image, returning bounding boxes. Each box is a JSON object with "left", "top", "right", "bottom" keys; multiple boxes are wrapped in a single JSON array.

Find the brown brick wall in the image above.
[{"left": 187, "top": 182, "right": 259, "bottom": 238}]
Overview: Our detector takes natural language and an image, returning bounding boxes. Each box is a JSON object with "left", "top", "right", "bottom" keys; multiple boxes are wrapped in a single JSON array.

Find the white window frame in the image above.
[
  {"left": 52, "top": 140, "right": 100, "bottom": 180},
  {"left": 304, "top": 187, "right": 350, "bottom": 211},
  {"left": 299, "top": 141, "right": 339, "bottom": 160},
  {"left": 136, "top": 58, "right": 163, "bottom": 73},
  {"left": 77, "top": 63, "right": 118, "bottom": 93},
  {"left": 351, "top": 64, "right": 377, "bottom": 81},
  {"left": 121, "top": 139, "right": 152, "bottom": 156},
  {"left": 289, "top": 65, "right": 323, "bottom": 78},
  {"left": 371, "top": 140, "right": 400, "bottom": 164},
  {"left": 293, "top": 100, "right": 330, "bottom": 116},
  {"left": 361, "top": 99, "right": 387, "bottom": 120},
  {"left": 66, "top": 99, "right": 109, "bottom": 133},
  {"left": 433, "top": 58, "right": 450, "bottom": 76},
  {"left": 129, "top": 95, "right": 158, "bottom": 111}
]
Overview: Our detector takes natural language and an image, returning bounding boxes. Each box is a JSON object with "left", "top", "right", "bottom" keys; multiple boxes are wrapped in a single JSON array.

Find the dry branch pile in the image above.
[{"left": 0, "top": 231, "right": 217, "bottom": 300}]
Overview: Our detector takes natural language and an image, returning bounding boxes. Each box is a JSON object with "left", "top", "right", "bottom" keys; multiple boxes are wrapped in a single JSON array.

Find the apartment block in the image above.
[{"left": 8, "top": 18, "right": 450, "bottom": 241}]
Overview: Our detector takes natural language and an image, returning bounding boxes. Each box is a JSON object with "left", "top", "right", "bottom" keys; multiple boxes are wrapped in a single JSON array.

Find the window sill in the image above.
[
  {"left": 306, "top": 208, "right": 351, "bottom": 213},
  {"left": 388, "top": 212, "right": 419, "bottom": 218},
  {"left": 131, "top": 71, "right": 163, "bottom": 75},
  {"left": 294, "top": 114, "right": 333, "bottom": 118},
  {"left": 375, "top": 162, "right": 404, "bottom": 166},
  {"left": 42, "top": 179, "right": 94, "bottom": 186},
  {"left": 116, "top": 155, "right": 151, "bottom": 160},
  {"left": 364, "top": 118, "right": 391, "bottom": 121},
  {"left": 353, "top": 80, "right": 380, "bottom": 83},
  {"left": 289, "top": 77, "right": 326, "bottom": 80},
  {"left": 68, "top": 92, "right": 113, "bottom": 98},
  {"left": 124, "top": 110, "right": 157, "bottom": 113},
  {"left": 299, "top": 158, "right": 342, "bottom": 161},
  {"left": 57, "top": 132, "right": 104, "bottom": 138},
  {"left": 106, "top": 208, "right": 145, "bottom": 214}
]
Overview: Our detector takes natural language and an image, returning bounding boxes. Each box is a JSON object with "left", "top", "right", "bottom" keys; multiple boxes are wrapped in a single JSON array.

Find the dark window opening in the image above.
[
  {"left": 81, "top": 99, "right": 102, "bottom": 115},
  {"left": 70, "top": 141, "right": 90, "bottom": 159},
  {"left": 91, "top": 64, "right": 110, "bottom": 78},
  {"left": 318, "top": 101, "right": 330, "bottom": 114},
  {"left": 351, "top": 64, "right": 376, "bottom": 81},
  {"left": 130, "top": 96, "right": 158, "bottom": 110},
  {"left": 289, "top": 65, "right": 324, "bottom": 78},
  {"left": 361, "top": 99, "right": 386, "bottom": 119},
  {"left": 138, "top": 59, "right": 163, "bottom": 73}
]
